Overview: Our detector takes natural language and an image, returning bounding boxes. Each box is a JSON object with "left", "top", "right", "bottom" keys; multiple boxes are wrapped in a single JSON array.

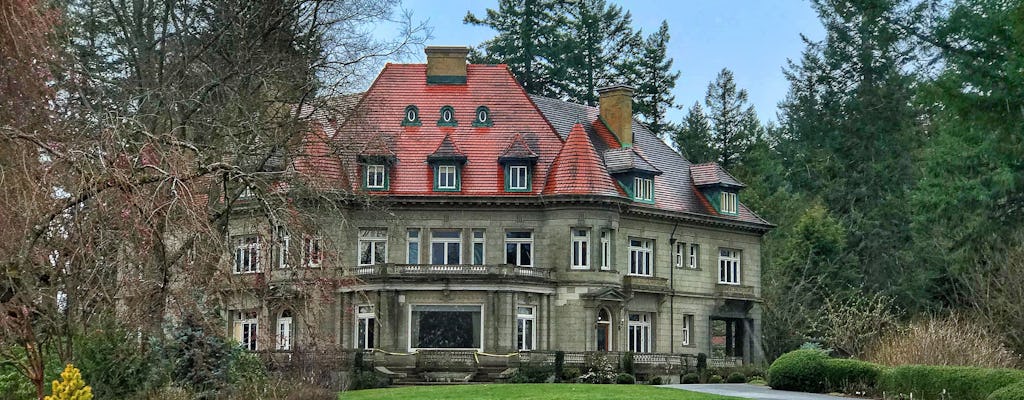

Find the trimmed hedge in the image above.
[
  {"left": 766, "top": 349, "right": 830, "bottom": 392},
  {"left": 823, "top": 358, "right": 882, "bottom": 394},
  {"left": 879, "top": 365, "right": 1024, "bottom": 400},
  {"left": 989, "top": 381, "right": 1024, "bottom": 400}
]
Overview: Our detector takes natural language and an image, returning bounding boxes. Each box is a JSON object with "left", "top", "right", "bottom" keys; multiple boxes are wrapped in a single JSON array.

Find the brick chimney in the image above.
[
  {"left": 425, "top": 46, "right": 470, "bottom": 84},
  {"left": 597, "top": 84, "right": 634, "bottom": 147}
]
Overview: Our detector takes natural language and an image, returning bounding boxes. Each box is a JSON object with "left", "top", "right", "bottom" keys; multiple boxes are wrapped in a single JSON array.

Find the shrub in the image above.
[
  {"left": 510, "top": 365, "right": 554, "bottom": 383},
  {"left": 748, "top": 378, "right": 767, "bottom": 385},
  {"left": 621, "top": 352, "right": 635, "bottom": 376},
  {"left": 866, "top": 314, "right": 1021, "bottom": 368},
  {"left": 616, "top": 373, "right": 636, "bottom": 384},
  {"left": 162, "top": 317, "right": 235, "bottom": 398},
  {"left": 44, "top": 364, "right": 93, "bottom": 400},
  {"left": 554, "top": 351, "right": 565, "bottom": 382},
  {"left": 696, "top": 353, "right": 708, "bottom": 371},
  {"left": 346, "top": 371, "right": 388, "bottom": 390},
  {"left": 766, "top": 349, "right": 829, "bottom": 392},
  {"left": 681, "top": 373, "right": 700, "bottom": 384},
  {"left": 726, "top": 372, "right": 746, "bottom": 383},
  {"left": 708, "top": 374, "right": 723, "bottom": 383},
  {"left": 879, "top": 365, "right": 1024, "bottom": 400},
  {"left": 649, "top": 376, "right": 663, "bottom": 385},
  {"left": 74, "top": 327, "right": 153, "bottom": 399},
  {"left": 823, "top": 358, "right": 881, "bottom": 394},
  {"left": 561, "top": 367, "right": 581, "bottom": 382},
  {"left": 989, "top": 381, "right": 1024, "bottom": 400},
  {"left": 578, "top": 353, "right": 617, "bottom": 384}
]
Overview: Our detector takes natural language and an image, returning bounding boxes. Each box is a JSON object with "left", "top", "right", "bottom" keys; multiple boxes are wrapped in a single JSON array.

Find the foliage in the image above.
[
  {"left": 509, "top": 364, "right": 554, "bottom": 384},
  {"left": 673, "top": 102, "right": 715, "bottom": 163},
  {"left": 813, "top": 292, "right": 901, "bottom": 358},
  {"left": 347, "top": 371, "right": 389, "bottom": 391},
  {"left": 578, "top": 353, "right": 617, "bottom": 384},
  {"left": 44, "top": 364, "right": 93, "bottom": 400},
  {"left": 623, "top": 20, "right": 680, "bottom": 135},
  {"left": 878, "top": 365, "right": 1024, "bottom": 400},
  {"left": 766, "top": 349, "right": 829, "bottom": 392},
  {"left": 989, "top": 381, "right": 1024, "bottom": 400},
  {"left": 649, "top": 376, "right": 663, "bottom": 385},
  {"left": 703, "top": 68, "right": 759, "bottom": 169},
  {"left": 725, "top": 372, "right": 746, "bottom": 383},
  {"left": 621, "top": 352, "right": 635, "bottom": 376},
  {"left": 561, "top": 367, "right": 581, "bottom": 382},
  {"left": 822, "top": 358, "right": 882, "bottom": 395},
  {"left": 73, "top": 327, "right": 153, "bottom": 399},
  {"left": 865, "top": 314, "right": 1021, "bottom": 368},
  {"left": 336, "top": 383, "right": 745, "bottom": 399},
  {"left": 696, "top": 353, "right": 707, "bottom": 371},
  {"left": 616, "top": 373, "right": 635, "bottom": 384},
  {"left": 707, "top": 375, "right": 723, "bottom": 384},
  {"left": 681, "top": 373, "right": 700, "bottom": 384},
  {"left": 161, "top": 317, "right": 235, "bottom": 398},
  {"left": 464, "top": 0, "right": 563, "bottom": 95},
  {"left": 554, "top": 351, "right": 565, "bottom": 382}
]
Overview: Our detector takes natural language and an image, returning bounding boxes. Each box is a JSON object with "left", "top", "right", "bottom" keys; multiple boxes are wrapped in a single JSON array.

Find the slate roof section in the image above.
[
  {"left": 604, "top": 148, "right": 662, "bottom": 175},
  {"left": 498, "top": 133, "right": 539, "bottom": 163},
  {"left": 427, "top": 134, "right": 467, "bottom": 163},
  {"left": 358, "top": 132, "right": 397, "bottom": 160},
  {"left": 544, "top": 124, "right": 623, "bottom": 197},
  {"left": 690, "top": 163, "right": 746, "bottom": 188},
  {"left": 529, "top": 94, "right": 769, "bottom": 226}
]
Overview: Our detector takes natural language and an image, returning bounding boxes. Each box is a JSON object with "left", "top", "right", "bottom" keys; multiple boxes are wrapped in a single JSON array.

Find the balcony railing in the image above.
[
  {"left": 714, "top": 284, "right": 757, "bottom": 300},
  {"left": 623, "top": 275, "right": 670, "bottom": 293},
  {"left": 352, "top": 263, "right": 552, "bottom": 281}
]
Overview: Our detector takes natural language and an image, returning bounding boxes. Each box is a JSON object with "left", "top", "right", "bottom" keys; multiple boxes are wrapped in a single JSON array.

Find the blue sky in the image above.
[{"left": 379, "top": 1, "right": 825, "bottom": 124}]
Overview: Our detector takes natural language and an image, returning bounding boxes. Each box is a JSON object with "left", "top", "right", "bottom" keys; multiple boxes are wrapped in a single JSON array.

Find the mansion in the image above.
[{"left": 224, "top": 46, "right": 772, "bottom": 369}]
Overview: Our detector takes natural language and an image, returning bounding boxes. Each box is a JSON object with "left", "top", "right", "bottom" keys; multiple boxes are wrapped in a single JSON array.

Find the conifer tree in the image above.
[
  {"left": 553, "top": 0, "right": 641, "bottom": 105},
  {"left": 704, "top": 68, "right": 758, "bottom": 169},
  {"left": 628, "top": 20, "right": 680, "bottom": 136},
  {"left": 673, "top": 102, "right": 714, "bottom": 163},
  {"left": 464, "top": 0, "right": 563, "bottom": 95}
]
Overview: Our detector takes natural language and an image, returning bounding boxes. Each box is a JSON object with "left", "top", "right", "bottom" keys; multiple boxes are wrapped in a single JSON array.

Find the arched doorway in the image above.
[{"left": 596, "top": 308, "right": 612, "bottom": 351}]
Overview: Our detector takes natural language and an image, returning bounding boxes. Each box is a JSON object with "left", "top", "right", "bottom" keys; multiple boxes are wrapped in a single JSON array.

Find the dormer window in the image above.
[
  {"left": 435, "top": 164, "right": 460, "bottom": 191},
  {"left": 438, "top": 105, "right": 457, "bottom": 126},
  {"left": 506, "top": 165, "right": 531, "bottom": 192},
  {"left": 402, "top": 105, "right": 421, "bottom": 126},
  {"left": 634, "top": 176, "right": 653, "bottom": 202},
  {"left": 720, "top": 191, "right": 738, "bottom": 215},
  {"left": 364, "top": 164, "right": 387, "bottom": 190},
  {"left": 473, "top": 106, "right": 493, "bottom": 127}
]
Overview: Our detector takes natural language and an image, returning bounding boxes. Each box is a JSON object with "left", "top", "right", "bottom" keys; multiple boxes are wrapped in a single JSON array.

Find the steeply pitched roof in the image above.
[
  {"left": 604, "top": 148, "right": 661, "bottom": 175},
  {"left": 498, "top": 133, "right": 539, "bottom": 162},
  {"left": 544, "top": 124, "right": 622, "bottom": 196},
  {"left": 427, "top": 134, "right": 467, "bottom": 163},
  {"left": 690, "top": 163, "right": 745, "bottom": 188}
]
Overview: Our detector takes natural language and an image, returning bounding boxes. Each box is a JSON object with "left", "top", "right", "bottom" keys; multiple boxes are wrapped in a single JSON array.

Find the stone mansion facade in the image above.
[{"left": 223, "top": 46, "right": 772, "bottom": 366}]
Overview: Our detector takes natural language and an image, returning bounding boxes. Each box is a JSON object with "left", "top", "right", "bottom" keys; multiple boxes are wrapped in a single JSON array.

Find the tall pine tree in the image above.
[
  {"left": 626, "top": 20, "right": 680, "bottom": 136},
  {"left": 464, "top": 0, "right": 562, "bottom": 95},
  {"left": 553, "top": 0, "right": 640, "bottom": 105},
  {"left": 704, "top": 68, "right": 758, "bottom": 169},
  {"left": 673, "top": 102, "right": 715, "bottom": 163}
]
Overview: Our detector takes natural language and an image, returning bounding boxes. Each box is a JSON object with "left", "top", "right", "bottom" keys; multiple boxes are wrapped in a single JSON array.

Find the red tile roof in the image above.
[{"left": 544, "top": 123, "right": 623, "bottom": 196}]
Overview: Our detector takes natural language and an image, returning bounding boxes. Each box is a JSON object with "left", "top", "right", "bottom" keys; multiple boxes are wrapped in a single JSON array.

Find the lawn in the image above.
[{"left": 337, "top": 384, "right": 745, "bottom": 400}]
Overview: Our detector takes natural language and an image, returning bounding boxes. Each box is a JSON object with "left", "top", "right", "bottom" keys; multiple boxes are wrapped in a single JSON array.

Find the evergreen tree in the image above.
[
  {"left": 553, "top": 0, "right": 641, "bottom": 105},
  {"left": 704, "top": 68, "right": 758, "bottom": 169},
  {"left": 627, "top": 20, "right": 680, "bottom": 136},
  {"left": 464, "top": 0, "right": 563, "bottom": 95},
  {"left": 673, "top": 102, "right": 715, "bottom": 163}
]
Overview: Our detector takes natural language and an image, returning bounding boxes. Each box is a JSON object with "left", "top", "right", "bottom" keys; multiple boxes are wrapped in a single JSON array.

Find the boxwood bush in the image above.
[
  {"left": 823, "top": 358, "right": 882, "bottom": 394},
  {"left": 879, "top": 365, "right": 1024, "bottom": 400},
  {"left": 989, "top": 381, "right": 1024, "bottom": 400},
  {"left": 766, "top": 349, "right": 830, "bottom": 392}
]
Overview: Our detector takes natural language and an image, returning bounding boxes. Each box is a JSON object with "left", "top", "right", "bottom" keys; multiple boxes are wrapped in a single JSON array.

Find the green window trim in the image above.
[
  {"left": 402, "top": 105, "right": 421, "bottom": 127},
  {"left": 437, "top": 105, "right": 458, "bottom": 127},
  {"left": 362, "top": 164, "right": 389, "bottom": 191},
  {"left": 504, "top": 164, "right": 532, "bottom": 192},
  {"left": 472, "top": 106, "right": 493, "bottom": 127},
  {"left": 433, "top": 164, "right": 461, "bottom": 192},
  {"left": 705, "top": 188, "right": 740, "bottom": 215}
]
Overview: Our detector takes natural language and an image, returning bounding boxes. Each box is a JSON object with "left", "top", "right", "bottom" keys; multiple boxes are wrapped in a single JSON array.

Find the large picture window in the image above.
[
  {"left": 718, "top": 248, "right": 741, "bottom": 284},
  {"left": 571, "top": 229, "right": 590, "bottom": 269},
  {"left": 430, "top": 230, "right": 462, "bottom": 265},
  {"left": 516, "top": 306, "right": 536, "bottom": 351},
  {"left": 505, "top": 231, "right": 533, "bottom": 267},
  {"left": 627, "top": 312, "right": 652, "bottom": 353},
  {"left": 629, "top": 238, "right": 653, "bottom": 276},
  {"left": 358, "top": 229, "right": 387, "bottom": 266},
  {"left": 410, "top": 305, "right": 482, "bottom": 350}
]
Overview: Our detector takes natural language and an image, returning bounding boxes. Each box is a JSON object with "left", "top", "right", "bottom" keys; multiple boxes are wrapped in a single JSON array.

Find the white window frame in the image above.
[
  {"left": 674, "top": 242, "right": 685, "bottom": 269},
  {"left": 365, "top": 164, "right": 386, "bottom": 189},
  {"left": 571, "top": 228, "right": 590, "bottom": 270},
  {"left": 689, "top": 243, "right": 700, "bottom": 269},
  {"left": 627, "top": 312, "right": 652, "bottom": 353},
  {"left": 628, "top": 238, "right": 653, "bottom": 276},
  {"left": 718, "top": 248, "right": 741, "bottom": 285},
  {"left": 437, "top": 165, "right": 458, "bottom": 190},
  {"left": 276, "top": 226, "right": 290, "bottom": 269},
  {"left": 430, "top": 230, "right": 462, "bottom": 265},
  {"left": 358, "top": 228, "right": 387, "bottom": 266},
  {"left": 233, "top": 236, "right": 260, "bottom": 274},
  {"left": 472, "top": 229, "right": 485, "bottom": 265},
  {"left": 721, "top": 191, "right": 738, "bottom": 214},
  {"left": 508, "top": 165, "right": 529, "bottom": 191},
  {"left": 356, "top": 305, "right": 375, "bottom": 350},
  {"left": 634, "top": 177, "right": 653, "bottom": 201},
  {"left": 407, "top": 228, "right": 420, "bottom": 264},
  {"left": 233, "top": 310, "right": 258, "bottom": 351},
  {"left": 505, "top": 230, "right": 533, "bottom": 267},
  {"left": 516, "top": 306, "right": 536, "bottom": 351},
  {"left": 600, "top": 230, "right": 611, "bottom": 271},
  {"left": 301, "top": 234, "right": 322, "bottom": 268},
  {"left": 276, "top": 310, "right": 293, "bottom": 351},
  {"left": 681, "top": 314, "right": 693, "bottom": 346}
]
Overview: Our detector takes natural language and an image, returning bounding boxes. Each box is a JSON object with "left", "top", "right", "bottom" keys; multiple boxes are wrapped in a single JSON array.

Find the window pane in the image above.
[
  {"left": 432, "top": 243, "right": 444, "bottom": 264},
  {"left": 506, "top": 243, "right": 516, "bottom": 264},
  {"left": 520, "top": 243, "right": 531, "bottom": 266},
  {"left": 506, "top": 231, "right": 531, "bottom": 239},
  {"left": 447, "top": 242, "right": 460, "bottom": 264},
  {"left": 473, "top": 243, "right": 484, "bottom": 265},
  {"left": 408, "top": 243, "right": 418, "bottom": 263}
]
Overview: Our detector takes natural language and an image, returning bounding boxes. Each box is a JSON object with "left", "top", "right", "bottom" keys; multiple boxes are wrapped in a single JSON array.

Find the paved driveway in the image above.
[{"left": 660, "top": 383, "right": 857, "bottom": 400}]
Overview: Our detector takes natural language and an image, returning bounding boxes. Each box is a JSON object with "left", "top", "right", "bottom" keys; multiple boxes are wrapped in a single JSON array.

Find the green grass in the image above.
[{"left": 337, "top": 384, "right": 745, "bottom": 400}]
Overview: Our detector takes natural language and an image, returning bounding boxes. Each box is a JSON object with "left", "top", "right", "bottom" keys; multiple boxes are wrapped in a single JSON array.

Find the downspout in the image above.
[{"left": 668, "top": 222, "right": 678, "bottom": 353}]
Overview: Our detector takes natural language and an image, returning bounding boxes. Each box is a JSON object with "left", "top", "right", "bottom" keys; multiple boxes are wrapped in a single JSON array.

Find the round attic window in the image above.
[
  {"left": 442, "top": 108, "right": 453, "bottom": 122},
  {"left": 477, "top": 108, "right": 488, "bottom": 123},
  {"left": 405, "top": 106, "right": 418, "bottom": 122}
]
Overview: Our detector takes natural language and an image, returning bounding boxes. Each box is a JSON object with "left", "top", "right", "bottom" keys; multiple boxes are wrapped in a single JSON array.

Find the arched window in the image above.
[
  {"left": 276, "top": 310, "right": 293, "bottom": 351},
  {"left": 437, "top": 106, "right": 457, "bottom": 126},
  {"left": 473, "top": 106, "right": 492, "bottom": 127},
  {"left": 402, "top": 105, "right": 420, "bottom": 126},
  {"left": 596, "top": 308, "right": 612, "bottom": 351}
]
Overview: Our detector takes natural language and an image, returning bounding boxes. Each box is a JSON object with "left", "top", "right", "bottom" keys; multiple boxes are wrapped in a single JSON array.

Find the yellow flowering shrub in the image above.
[{"left": 44, "top": 364, "right": 93, "bottom": 400}]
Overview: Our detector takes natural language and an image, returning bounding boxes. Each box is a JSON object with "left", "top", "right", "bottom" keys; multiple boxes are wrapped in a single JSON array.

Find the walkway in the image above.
[{"left": 660, "top": 383, "right": 858, "bottom": 400}]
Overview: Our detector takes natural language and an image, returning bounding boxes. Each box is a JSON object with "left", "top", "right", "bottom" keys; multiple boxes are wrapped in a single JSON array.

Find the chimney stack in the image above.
[
  {"left": 425, "top": 46, "right": 470, "bottom": 84},
  {"left": 597, "top": 85, "right": 634, "bottom": 147}
]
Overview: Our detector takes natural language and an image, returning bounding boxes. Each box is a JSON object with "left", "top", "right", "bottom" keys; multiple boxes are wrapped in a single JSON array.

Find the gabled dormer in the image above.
[
  {"left": 426, "top": 134, "right": 467, "bottom": 192},
  {"left": 498, "top": 133, "right": 538, "bottom": 192},
  {"left": 605, "top": 148, "right": 661, "bottom": 204},
  {"left": 690, "top": 163, "right": 746, "bottom": 215},
  {"left": 358, "top": 134, "right": 397, "bottom": 191}
]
